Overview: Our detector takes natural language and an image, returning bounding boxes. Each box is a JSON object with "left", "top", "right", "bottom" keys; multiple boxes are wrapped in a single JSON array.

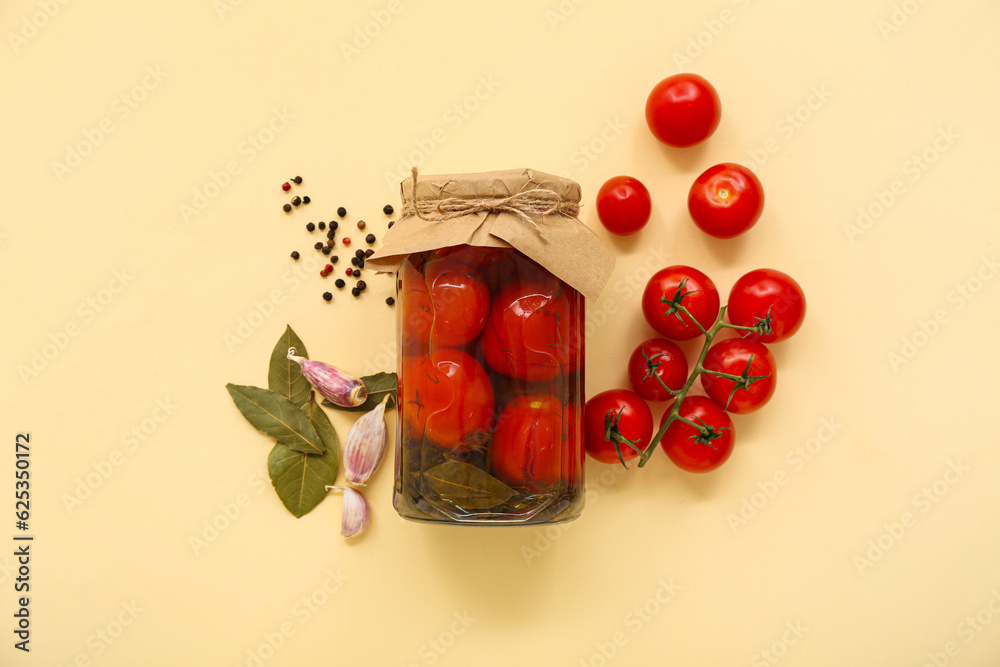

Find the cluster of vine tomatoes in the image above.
[{"left": 584, "top": 73, "right": 806, "bottom": 474}]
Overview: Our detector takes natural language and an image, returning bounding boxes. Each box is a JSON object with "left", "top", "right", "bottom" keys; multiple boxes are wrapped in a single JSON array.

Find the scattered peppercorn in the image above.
[
  {"left": 357, "top": 220, "right": 366, "bottom": 230},
  {"left": 364, "top": 249, "right": 374, "bottom": 258},
  {"left": 322, "top": 246, "right": 332, "bottom": 255},
  {"left": 306, "top": 222, "right": 315, "bottom": 232},
  {"left": 365, "top": 233, "right": 376, "bottom": 244},
  {"left": 343, "top": 237, "right": 351, "bottom": 246},
  {"left": 330, "top": 221, "right": 339, "bottom": 231},
  {"left": 355, "top": 249, "right": 365, "bottom": 259},
  {"left": 292, "top": 196, "right": 302, "bottom": 206},
  {"left": 352, "top": 269, "right": 361, "bottom": 278},
  {"left": 327, "top": 229, "right": 336, "bottom": 239},
  {"left": 318, "top": 222, "right": 326, "bottom": 230},
  {"left": 351, "top": 287, "right": 360, "bottom": 297},
  {"left": 385, "top": 296, "right": 395, "bottom": 306},
  {"left": 331, "top": 255, "right": 339, "bottom": 263},
  {"left": 290, "top": 251, "right": 300, "bottom": 260},
  {"left": 302, "top": 196, "right": 310, "bottom": 204},
  {"left": 323, "top": 292, "right": 333, "bottom": 301},
  {"left": 358, "top": 258, "right": 365, "bottom": 269},
  {"left": 325, "top": 264, "right": 333, "bottom": 272},
  {"left": 282, "top": 182, "right": 291, "bottom": 191},
  {"left": 337, "top": 207, "right": 347, "bottom": 217},
  {"left": 388, "top": 220, "right": 394, "bottom": 228},
  {"left": 283, "top": 204, "right": 292, "bottom": 213},
  {"left": 346, "top": 268, "right": 354, "bottom": 276},
  {"left": 383, "top": 204, "right": 394, "bottom": 215},
  {"left": 319, "top": 270, "right": 327, "bottom": 277},
  {"left": 351, "top": 257, "right": 359, "bottom": 267},
  {"left": 335, "top": 279, "right": 346, "bottom": 288},
  {"left": 314, "top": 242, "right": 323, "bottom": 250},
  {"left": 292, "top": 176, "right": 303, "bottom": 184},
  {"left": 357, "top": 280, "right": 367, "bottom": 291}
]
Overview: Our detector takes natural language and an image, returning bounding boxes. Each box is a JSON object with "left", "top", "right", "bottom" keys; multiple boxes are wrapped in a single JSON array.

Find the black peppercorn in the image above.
[
  {"left": 337, "top": 207, "right": 347, "bottom": 217},
  {"left": 322, "top": 246, "right": 332, "bottom": 255},
  {"left": 357, "top": 220, "right": 366, "bottom": 230},
  {"left": 364, "top": 249, "right": 374, "bottom": 258},
  {"left": 335, "top": 279, "right": 346, "bottom": 288},
  {"left": 351, "top": 287, "right": 360, "bottom": 297},
  {"left": 358, "top": 259, "right": 365, "bottom": 269},
  {"left": 327, "top": 229, "right": 336, "bottom": 240},
  {"left": 388, "top": 220, "right": 394, "bottom": 228},
  {"left": 352, "top": 269, "right": 360, "bottom": 278},
  {"left": 306, "top": 222, "right": 315, "bottom": 232},
  {"left": 323, "top": 292, "right": 332, "bottom": 301},
  {"left": 302, "top": 196, "right": 310, "bottom": 204},
  {"left": 292, "top": 196, "right": 302, "bottom": 206},
  {"left": 318, "top": 222, "right": 326, "bottom": 230},
  {"left": 290, "top": 251, "right": 300, "bottom": 259},
  {"left": 351, "top": 257, "right": 359, "bottom": 267},
  {"left": 292, "top": 176, "right": 303, "bottom": 184},
  {"left": 365, "top": 233, "right": 376, "bottom": 244},
  {"left": 385, "top": 296, "right": 395, "bottom": 306},
  {"left": 357, "top": 280, "right": 367, "bottom": 290},
  {"left": 330, "top": 221, "right": 339, "bottom": 231},
  {"left": 314, "top": 242, "right": 323, "bottom": 250},
  {"left": 283, "top": 204, "right": 292, "bottom": 213},
  {"left": 355, "top": 249, "right": 365, "bottom": 259},
  {"left": 383, "top": 204, "right": 394, "bottom": 215},
  {"left": 331, "top": 255, "right": 339, "bottom": 263}
]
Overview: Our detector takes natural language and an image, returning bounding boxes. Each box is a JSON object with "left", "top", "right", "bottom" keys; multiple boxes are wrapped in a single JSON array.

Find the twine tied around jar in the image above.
[{"left": 403, "top": 168, "right": 580, "bottom": 242}]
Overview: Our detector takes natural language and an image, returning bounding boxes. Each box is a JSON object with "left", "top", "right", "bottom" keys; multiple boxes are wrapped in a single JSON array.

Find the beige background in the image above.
[{"left": 3, "top": 0, "right": 999, "bottom": 665}]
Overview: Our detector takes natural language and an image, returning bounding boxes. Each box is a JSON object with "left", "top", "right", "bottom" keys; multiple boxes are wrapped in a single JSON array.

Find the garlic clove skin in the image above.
[
  {"left": 343, "top": 395, "right": 389, "bottom": 486},
  {"left": 288, "top": 348, "right": 367, "bottom": 407},
  {"left": 326, "top": 486, "right": 370, "bottom": 539}
]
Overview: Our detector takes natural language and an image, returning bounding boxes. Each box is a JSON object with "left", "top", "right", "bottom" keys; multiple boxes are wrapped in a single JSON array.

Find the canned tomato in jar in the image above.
[{"left": 368, "top": 169, "right": 614, "bottom": 525}]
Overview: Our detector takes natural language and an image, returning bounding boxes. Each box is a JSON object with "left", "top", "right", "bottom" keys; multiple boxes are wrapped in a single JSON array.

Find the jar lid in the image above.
[{"left": 367, "top": 168, "right": 615, "bottom": 301}]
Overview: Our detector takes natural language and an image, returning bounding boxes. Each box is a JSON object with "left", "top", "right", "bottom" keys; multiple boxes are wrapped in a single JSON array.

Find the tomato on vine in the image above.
[
  {"left": 627, "top": 338, "right": 688, "bottom": 402},
  {"left": 584, "top": 390, "right": 653, "bottom": 465},
  {"left": 659, "top": 396, "right": 734, "bottom": 473},
  {"left": 727, "top": 269, "right": 806, "bottom": 343},
  {"left": 700, "top": 338, "right": 776, "bottom": 414},
  {"left": 641, "top": 265, "right": 720, "bottom": 340}
]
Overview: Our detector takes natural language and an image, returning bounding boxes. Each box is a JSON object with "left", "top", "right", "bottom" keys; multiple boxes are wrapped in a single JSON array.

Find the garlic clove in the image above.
[
  {"left": 288, "top": 347, "right": 367, "bottom": 407},
  {"left": 326, "top": 486, "right": 370, "bottom": 539},
  {"left": 343, "top": 395, "right": 389, "bottom": 486}
]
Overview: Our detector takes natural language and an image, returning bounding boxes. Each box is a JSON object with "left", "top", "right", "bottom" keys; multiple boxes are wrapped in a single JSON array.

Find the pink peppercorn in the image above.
[
  {"left": 282, "top": 182, "right": 291, "bottom": 191},
  {"left": 342, "top": 237, "right": 351, "bottom": 246}
]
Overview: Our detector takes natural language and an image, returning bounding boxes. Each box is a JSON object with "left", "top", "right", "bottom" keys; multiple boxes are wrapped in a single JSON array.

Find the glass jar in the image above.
[{"left": 366, "top": 168, "right": 614, "bottom": 526}]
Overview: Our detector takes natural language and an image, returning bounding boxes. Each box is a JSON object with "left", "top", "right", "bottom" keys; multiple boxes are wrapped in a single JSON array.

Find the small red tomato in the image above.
[
  {"left": 583, "top": 389, "right": 653, "bottom": 465},
  {"left": 400, "top": 259, "right": 433, "bottom": 354},
  {"left": 727, "top": 269, "right": 806, "bottom": 343},
  {"left": 659, "top": 396, "right": 734, "bottom": 473},
  {"left": 641, "top": 265, "right": 720, "bottom": 340},
  {"left": 482, "top": 276, "right": 581, "bottom": 382},
  {"left": 492, "top": 394, "right": 579, "bottom": 487},
  {"left": 401, "top": 348, "right": 495, "bottom": 449},
  {"left": 424, "top": 258, "right": 490, "bottom": 347},
  {"left": 596, "top": 176, "right": 652, "bottom": 236},
  {"left": 700, "top": 338, "right": 776, "bottom": 414},
  {"left": 645, "top": 73, "right": 721, "bottom": 147},
  {"left": 688, "top": 163, "right": 764, "bottom": 239},
  {"left": 627, "top": 338, "right": 688, "bottom": 402}
]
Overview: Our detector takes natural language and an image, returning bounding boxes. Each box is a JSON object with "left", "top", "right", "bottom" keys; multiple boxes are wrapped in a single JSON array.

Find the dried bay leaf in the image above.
[
  {"left": 268, "top": 325, "right": 311, "bottom": 408},
  {"left": 226, "top": 384, "right": 324, "bottom": 454},
  {"left": 423, "top": 461, "right": 517, "bottom": 510},
  {"left": 268, "top": 442, "right": 338, "bottom": 518}
]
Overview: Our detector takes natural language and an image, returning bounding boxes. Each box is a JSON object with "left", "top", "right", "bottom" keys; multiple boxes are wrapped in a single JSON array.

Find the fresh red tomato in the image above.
[
  {"left": 482, "top": 276, "right": 581, "bottom": 382},
  {"left": 583, "top": 389, "right": 653, "bottom": 465},
  {"left": 700, "top": 338, "right": 776, "bottom": 414},
  {"left": 596, "top": 176, "right": 652, "bottom": 236},
  {"left": 491, "top": 394, "right": 580, "bottom": 487},
  {"left": 641, "top": 265, "right": 720, "bottom": 340},
  {"left": 645, "top": 73, "right": 721, "bottom": 147},
  {"left": 401, "top": 348, "right": 495, "bottom": 448},
  {"left": 400, "top": 259, "right": 433, "bottom": 354},
  {"left": 727, "top": 269, "right": 806, "bottom": 343},
  {"left": 627, "top": 338, "right": 689, "bottom": 402},
  {"left": 423, "top": 258, "right": 490, "bottom": 348},
  {"left": 687, "top": 163, "right": 764, "bottom": 239},
  {"left": 659, "top": 396, "right": 734, "bottom": 473}
]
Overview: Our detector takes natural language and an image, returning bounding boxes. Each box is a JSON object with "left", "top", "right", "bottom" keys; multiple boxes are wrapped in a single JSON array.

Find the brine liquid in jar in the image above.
[{"left": 393, "top": 244, "right": 585, "bottom": 525}]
